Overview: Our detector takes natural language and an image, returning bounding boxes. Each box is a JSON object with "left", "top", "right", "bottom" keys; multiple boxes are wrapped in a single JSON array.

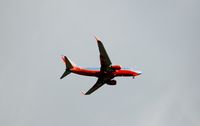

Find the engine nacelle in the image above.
[
  {"left": 111, "top": 65, "right": 121, "bottom": 70},
  {"left": 106, "top": 80, "right": 117, "bottom": 85}
]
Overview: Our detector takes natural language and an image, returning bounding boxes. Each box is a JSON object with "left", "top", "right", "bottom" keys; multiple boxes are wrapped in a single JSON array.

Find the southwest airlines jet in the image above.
[{"left": 60, "top": 37, "right": 142, "bottom": 95}]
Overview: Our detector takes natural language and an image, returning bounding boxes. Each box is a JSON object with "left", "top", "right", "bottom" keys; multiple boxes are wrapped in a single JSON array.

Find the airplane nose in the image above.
[{"left": 135, "top": 71, "right": 142, "bottom": 75}]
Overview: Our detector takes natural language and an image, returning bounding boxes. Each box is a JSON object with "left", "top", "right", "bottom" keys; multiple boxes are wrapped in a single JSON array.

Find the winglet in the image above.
[
  {"left": 94, "top": 35, "right": 101, "bottom": 42},
  {"left": 81, "top": 91, "right": 85, "bottom": 96}
]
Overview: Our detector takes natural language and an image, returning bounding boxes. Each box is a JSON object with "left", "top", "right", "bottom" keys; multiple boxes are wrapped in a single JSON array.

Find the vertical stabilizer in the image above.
[
  {"left": 60, "top": 56, "right": 75, "bottom": 79},
  {"left": 61, "top": 56, "right": 75, "bottom": 69}
]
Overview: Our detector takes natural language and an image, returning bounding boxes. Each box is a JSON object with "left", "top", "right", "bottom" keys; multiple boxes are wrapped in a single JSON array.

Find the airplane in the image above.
[{"left": 60, "top": 37, "right": 142, "bottom": 95}]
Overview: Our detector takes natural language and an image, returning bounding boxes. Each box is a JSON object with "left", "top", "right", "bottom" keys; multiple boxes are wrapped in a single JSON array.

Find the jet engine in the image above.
[
  {"left": 111, "top": 65, "right": 121, "bottom": 70},
  {"left": 106, "top": 80, "right": 117, "bottom": 85}
]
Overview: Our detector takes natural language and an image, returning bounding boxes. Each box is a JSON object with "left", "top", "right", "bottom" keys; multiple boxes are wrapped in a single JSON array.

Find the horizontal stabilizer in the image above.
[
  {"left": 60, "top": 70, "right": 71, "bottom": 79},
  {"left": 60, "top": 55, "right": 75, "bottom": 79}
]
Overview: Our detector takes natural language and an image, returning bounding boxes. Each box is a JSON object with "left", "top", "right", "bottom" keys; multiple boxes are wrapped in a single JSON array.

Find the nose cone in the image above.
[{"left": 135, "top": 71, "right": 142, "bottom": 75}]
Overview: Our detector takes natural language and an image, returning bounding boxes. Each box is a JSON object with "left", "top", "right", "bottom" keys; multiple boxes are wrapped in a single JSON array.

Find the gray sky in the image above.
[{"left": 0, "top": 0, "right": 200, "bottom": 126}]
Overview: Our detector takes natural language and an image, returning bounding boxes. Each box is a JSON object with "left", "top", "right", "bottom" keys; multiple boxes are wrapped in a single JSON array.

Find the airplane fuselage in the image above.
[{"left": 70, "top": 66, "right": 140, "bottom": 78}]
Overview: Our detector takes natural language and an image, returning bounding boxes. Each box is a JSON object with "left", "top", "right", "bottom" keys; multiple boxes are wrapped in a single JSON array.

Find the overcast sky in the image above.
[{"left": 0, "top": 0, "right": 200, "bottom": 126}]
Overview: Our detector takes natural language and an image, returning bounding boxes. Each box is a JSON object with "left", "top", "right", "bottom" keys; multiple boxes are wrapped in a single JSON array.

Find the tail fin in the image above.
[
  {"left": 60, "top": 56, "right": 75, "bottom": 79},
  {"left": 61, "top": 56, "right": 75, "bottom": 69}
]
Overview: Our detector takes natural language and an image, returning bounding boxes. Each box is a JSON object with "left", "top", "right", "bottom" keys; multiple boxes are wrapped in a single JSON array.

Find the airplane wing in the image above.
[
  {"left": 95, "top": 37, "right": 112, "bottom": 71},
  {"left": 83, "top": 78, "right": 105, "bottom": 95}
]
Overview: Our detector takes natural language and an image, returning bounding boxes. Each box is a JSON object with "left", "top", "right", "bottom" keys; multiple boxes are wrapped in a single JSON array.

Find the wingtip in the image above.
[
  {"left": 81, "top": 91, "right": 85, "bottom": 96},
  {"left": 94, "top": 35, "right": 101, "bottom": 42}
]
